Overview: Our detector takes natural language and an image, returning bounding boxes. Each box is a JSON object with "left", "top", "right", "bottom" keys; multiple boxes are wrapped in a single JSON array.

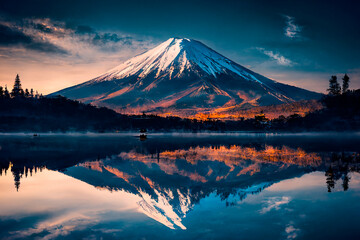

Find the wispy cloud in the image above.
[
  {"left": 260, "top": 196, "right": 290, "bottom": 214},
  {"left": 256, "top": 47, "right": 293, "bottom": 66},
  {"left": 284, "top": 15, "right": 302, "bottom": 39}
]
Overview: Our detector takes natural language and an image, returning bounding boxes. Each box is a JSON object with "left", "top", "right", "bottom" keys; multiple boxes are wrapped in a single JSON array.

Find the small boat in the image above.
[
  {"left": 139, "top": 134, "right": 147, "bottom": 141},
  {"left": 138, "top": 128, "right": 148, "bottom": 141},
  {"left": 33, "top": 133, "right": 39, "bottom": 137}
]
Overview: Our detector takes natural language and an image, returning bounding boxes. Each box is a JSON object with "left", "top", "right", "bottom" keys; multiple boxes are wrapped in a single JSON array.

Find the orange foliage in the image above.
[{"left": 149, "top": 99, "right": 323, "bottom": 120}]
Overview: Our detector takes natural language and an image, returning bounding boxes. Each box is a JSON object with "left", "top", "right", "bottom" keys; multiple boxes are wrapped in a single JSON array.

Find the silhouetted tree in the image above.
[
  {"left": 342, "top": 172, "right": 350, "bottom": 191},
  {"left": 11, "top": 74, "right": 23, "bottom": 98},
  {"left": 0, "top": 86, "right": 3, "bottom": 98},
  {"left": 11, "top": 168, "right": 21, "bottom": 192},
  {"left": 4, "top": 86, "right": 10, "bottom": 98},
  {"left": 30, "top": 88, "right": 34, "bottom": 98},
  {"left": 342, "top": 74, "right": 350, "bottom": 94},
  {"left": 325, "top": 167, "right": 335, "bottom": 192},
  {"left": 25, "top": 88, "right": 30, "bottom": 97},
  {"left": 327, "top": 75, "right": 341, "bottom": 96}
]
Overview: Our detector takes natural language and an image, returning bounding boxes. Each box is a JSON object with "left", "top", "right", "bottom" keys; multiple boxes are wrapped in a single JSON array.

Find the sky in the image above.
[{"left": 0, "top": 0, "right": 359, "bottom": 94}]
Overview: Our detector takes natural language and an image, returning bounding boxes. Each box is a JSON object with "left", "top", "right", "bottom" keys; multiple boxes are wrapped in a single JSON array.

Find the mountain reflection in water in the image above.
[
  {"left": 68, "top": 145, "right": 323, "bottom": 229},
  {"left": 1, "top": 133, "right": 359, "bottom": 233}
]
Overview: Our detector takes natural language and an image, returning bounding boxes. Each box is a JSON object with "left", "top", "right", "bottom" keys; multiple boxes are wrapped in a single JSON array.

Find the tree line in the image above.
[
  {"left": 0, "top": 74, "right": 42, "bottom": 99},
  {"left": 0, "top": 73, "right": 359, "bottom": 132},
  {"left": 327, "top": 74, "right": 350, "bottom": 95}
]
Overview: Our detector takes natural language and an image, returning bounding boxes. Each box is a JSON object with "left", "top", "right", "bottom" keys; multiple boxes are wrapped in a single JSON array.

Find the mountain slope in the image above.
[{"left": 51, "top": 38, "right": 321, "bottom": 116}]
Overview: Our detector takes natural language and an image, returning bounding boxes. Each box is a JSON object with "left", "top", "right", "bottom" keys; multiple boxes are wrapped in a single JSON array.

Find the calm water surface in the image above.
[{"left": 0, "top": 133, "right": 360, "bottom": 239}]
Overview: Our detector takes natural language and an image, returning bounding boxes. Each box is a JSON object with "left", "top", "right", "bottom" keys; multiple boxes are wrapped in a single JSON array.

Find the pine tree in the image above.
[
  {"left": 327, "top": 75, "right": 341, "bottom": 96},
  {"left": 0, "top": 86, "right": 3, "bottom": 98},
  {"left": 11, "top": 74, "right": 23, "bottom": 98},
  {"left": 342, "top": 74, "right": 350, "bottom": 94},
  {"left": 342, "top": 173, "right": 350, "bottom": 191},
  {"left": 30, "top": 88, "right": 34, "bottom": 98},
  {"left": 325, "top": 167, "right": 335, "bottom": 192}
]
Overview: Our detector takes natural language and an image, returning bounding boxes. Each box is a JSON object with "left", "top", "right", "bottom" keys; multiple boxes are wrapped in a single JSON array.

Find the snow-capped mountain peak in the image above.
[
  {"left": 93, "top": 37, "right": 260, "bottom": 82},
  {"left": 51, "top": 37, "right": 321, "bottom": 116}
]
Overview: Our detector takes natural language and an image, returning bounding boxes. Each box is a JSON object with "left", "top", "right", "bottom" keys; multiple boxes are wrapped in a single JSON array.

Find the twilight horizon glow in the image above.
[{"left": 0, "top": 0, "right": 359, "bottom": 94}]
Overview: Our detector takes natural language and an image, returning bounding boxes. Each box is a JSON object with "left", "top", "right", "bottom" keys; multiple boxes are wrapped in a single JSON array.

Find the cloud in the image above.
[
  {"left": 0, "top": 23, "right": 67, "bottom": 54},
  {"left": 0, "top": 24, "right": 32, "bottom": 44},
  {"left": 92, "top": 33, "right": 132, "bottom": 45},
  {"left": 284, "top": 15, "right": 302, "bottom": 39},
  {"left": 260, "top": 196, "right": 290, "bottom": 214},
  {"left": 63, "top": 22, "right": 135, "bottom": 47},
  {"left": 256, "top": 47, "right": 293, "bottom": 66},
  {"left": 0, "top": 18, "right": 155, "bottom": 59},
  {"left": 33, "top": 23, "right": 56, "bottom": 33}
]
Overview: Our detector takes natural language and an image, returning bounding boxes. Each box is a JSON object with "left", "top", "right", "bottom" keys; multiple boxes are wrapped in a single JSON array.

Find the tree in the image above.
[
  {"left": 325, "top": 167, "right": 335, "bottom": 192},
  {"left": 35, "top": 91, "right": 39, "bottom": 99},
  {"left": 342, "top": 172, "right": 350, "bottom": 191},
  {"left": 19, "top": 89, "right": 24, "bottom": 97},
  {"left": 342, "top": 74, "right": 350, "bottom": 94},
  {"left": 327, "top": 75, "right": 341, "bottom": 96},
  {"left": 25, "top": 88, "right": 30, "bottom": 97},
  {"left": 0, "top": 86, "right": 3, "bottom": 98},
  {"left": 30, "top": 88, "right": 34, "bottom": 98},
  {"left": 4, "top": 86, "right": 10, "bottom": 98},
  {"left": 11, "top": 74, "right": 23, "bottom": 98}
]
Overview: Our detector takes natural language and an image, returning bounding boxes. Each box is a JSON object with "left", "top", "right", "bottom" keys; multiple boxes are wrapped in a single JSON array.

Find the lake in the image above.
[{"left": 0, "top": 133, "right": 360, "bottom": 239}]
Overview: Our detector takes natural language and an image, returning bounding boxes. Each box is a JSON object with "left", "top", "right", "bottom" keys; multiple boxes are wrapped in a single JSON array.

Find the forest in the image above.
[{"left": 0, "top": 74, "right": 359, "bottom": 132}]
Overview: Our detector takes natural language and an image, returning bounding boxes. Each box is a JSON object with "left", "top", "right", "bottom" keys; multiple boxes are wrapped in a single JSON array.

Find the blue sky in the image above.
[{"left": 0, "top": 0, "right": 359, "bottom": 93}]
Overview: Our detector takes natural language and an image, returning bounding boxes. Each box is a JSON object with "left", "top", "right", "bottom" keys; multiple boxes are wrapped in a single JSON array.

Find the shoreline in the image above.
[{"left": 0, "top": 131, "right": 359, "bottom": 137}]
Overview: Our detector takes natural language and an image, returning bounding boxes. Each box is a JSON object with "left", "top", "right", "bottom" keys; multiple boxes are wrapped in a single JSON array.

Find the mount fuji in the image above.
[{"left": 51, "top": 38, "right": 320, "bottom": 116}]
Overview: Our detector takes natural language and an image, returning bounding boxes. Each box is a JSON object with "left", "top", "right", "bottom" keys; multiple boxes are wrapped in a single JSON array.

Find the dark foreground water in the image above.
[{"left": 0, "top": 132, "right": 360, "bottom": 240}]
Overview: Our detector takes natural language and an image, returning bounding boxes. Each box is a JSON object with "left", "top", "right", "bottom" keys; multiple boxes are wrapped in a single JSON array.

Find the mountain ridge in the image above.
[{"left": 51, "top": 38, "right": 321, "bottom": 116}]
